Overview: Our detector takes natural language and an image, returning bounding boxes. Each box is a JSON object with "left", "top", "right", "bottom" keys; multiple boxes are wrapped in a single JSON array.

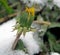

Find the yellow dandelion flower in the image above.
[
  {"left": 25, "top": 7, "right": 35, "bottom": 16},
  {"left": 30, "top": 7, "right": 35, "bottom": 16}
]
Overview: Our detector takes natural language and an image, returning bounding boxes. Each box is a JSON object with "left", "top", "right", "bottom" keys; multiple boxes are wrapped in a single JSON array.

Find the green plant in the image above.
[
  {"left": 0, "top": 0, "right": 14, "bottom": 14},
  {"left": 12, "top": 7, "right": 36, "bottom": 50}
]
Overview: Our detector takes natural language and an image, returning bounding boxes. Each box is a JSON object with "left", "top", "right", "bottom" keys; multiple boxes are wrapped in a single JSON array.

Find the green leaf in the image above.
[
  {"left": 47, "top": 32, "right": 60, "bottom": 52},
  {"left": 53, "top": 44, "right": 60, "bottom": 53},
  {"left": 15, "top": 39, "right": 25, "bottom": 50},
  {"left": 49, "top": 22, "right": 60, "bottom": 28},
  {"left": 47, "top": 32, "right": 56, "bottom": 52},
  {"left": 19, "top": 12, "right": 28, "bottom": 27}
]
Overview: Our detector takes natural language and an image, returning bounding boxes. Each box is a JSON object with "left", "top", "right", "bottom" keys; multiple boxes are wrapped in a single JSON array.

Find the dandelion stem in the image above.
[{"left": 12, "top": 31, "right": 22, "bottom": 50}]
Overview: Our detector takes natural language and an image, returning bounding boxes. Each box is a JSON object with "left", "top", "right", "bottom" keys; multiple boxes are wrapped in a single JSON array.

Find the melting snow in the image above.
[
  {"left": 0, "top": 19, "right": 40, "bottom": 55},
  {"left": 51, "top": 52, "right": 60, "bottom": 55},
  {"left": 0, "top": 19, "right": 28, "bottom": 55}
]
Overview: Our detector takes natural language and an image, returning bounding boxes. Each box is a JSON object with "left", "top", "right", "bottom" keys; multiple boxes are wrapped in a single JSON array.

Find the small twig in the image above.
[
  {"left": 33, "top": 21, "right": 51, "bottom": 25},
  {"left": 8, "top": 12, "right": 17, "bottom": 17},
  {"left": 12, "top": 31, "right": 22, "bottom": 50},
  {"left": 0, "top": 13, "right": 17, "bottom": 24}
]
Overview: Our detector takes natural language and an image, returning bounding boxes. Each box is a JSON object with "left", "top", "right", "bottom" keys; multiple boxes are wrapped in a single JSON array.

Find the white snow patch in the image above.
[
  {"left": 30, "top": 0, "right": 47, "bottom": 4},
  {"left": 0, "top": 19, "right": 16, "bottom": 52},
  {"left": 22, "top": 0, "right": 47, "bottom": 6},
  {"left": 51, "top": 52, "right": 60, "bottom": 55},
  {"left": 53, "top": 0, "right": 60, "bottom": 7},
  {"left": 0, "top": 19, "right": 28, "bottom": 55},
  {"left": 20, "top": 32, "right": 40, "bottom": 55},
  {"left": 0, "top": 19, "right": 40, "bottom": 55}
]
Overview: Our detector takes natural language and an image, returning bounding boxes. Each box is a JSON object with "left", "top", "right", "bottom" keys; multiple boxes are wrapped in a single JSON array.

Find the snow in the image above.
[
  {"left": 29, "top": 0, "right": 60, "bottom": 7},
  {"left": 0, "top": 19, "right": 41, "bottom": 55},
  {"left": 0, "top": 19, "right": 28, "bottom": 55},
  {"left": 20, "top": 32, "right": 40, "bottom": 55},
  {"left": 51, "top": 52, "right": 60, "bottom": 55},
  {"left": 23, "top": 0, "right": 60, "bottom": 8},
  {"left": 30, "top": 0, "right": 47, "bottom": 4},
  {"left": 53, "top": 0, "right": 60, "bottom": 7},
  {"left": 0, "top": 19, "right": 16, "bottom": 52},
  {"left": 0, "top": 19, "right": 59, "bottom": 55}
]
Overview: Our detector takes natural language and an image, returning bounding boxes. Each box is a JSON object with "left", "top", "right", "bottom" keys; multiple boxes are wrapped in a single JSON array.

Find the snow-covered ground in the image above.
[
  {"left": 53, "top": 0, "right": 60, "bottom": 7},
  {"left": 0, "top": 19, "right": 28, "bottom": 55},
  {"left": 22, "top": 0, "right": 60, "bottom": 7},
  {"left": 0, "top": 19, "right": 60, "bottom": 55},
  {"left": 0, "top": 19, "right": 40, "bottom": 55},
  {"left": 0, "top": 19, "right": 16, "bottom": 52}
]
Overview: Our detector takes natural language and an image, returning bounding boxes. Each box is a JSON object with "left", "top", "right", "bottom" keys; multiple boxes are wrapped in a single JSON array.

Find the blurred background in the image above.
[{"left": 0, "top": 0, "right": 60, "bottom": 55}]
